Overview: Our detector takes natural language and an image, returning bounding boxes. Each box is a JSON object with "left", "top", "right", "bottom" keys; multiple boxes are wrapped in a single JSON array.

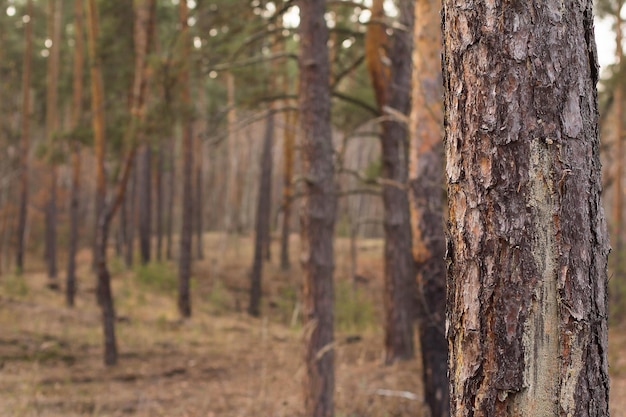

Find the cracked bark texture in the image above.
[
  {"left": 299, "top": 0, "right": 337, "bottom": 415},
  {"left": 442, "top": 0, "right": 610, "bottom": 416}
]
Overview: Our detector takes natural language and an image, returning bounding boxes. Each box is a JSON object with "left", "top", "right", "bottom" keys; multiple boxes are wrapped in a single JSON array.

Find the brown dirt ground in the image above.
[{"left": 0, "top": 233, "right": 624, "bottom": 416}]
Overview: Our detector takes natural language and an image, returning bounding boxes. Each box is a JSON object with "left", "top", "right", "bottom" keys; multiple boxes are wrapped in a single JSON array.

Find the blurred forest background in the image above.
[{"left": 0, "top": 0, "right": 626, "bottom": 416}]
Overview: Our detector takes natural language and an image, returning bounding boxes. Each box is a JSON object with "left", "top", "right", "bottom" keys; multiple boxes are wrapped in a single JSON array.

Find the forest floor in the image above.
[{"left": 1, "top": 232, "right": 626, "bottom": 416}]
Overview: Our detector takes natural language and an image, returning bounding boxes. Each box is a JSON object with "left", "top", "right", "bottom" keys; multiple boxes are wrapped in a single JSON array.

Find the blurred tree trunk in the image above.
[
  {"left": 66, "top": 0, "right": 84, "bottom": 307},
  {"left": 45, "top": 0, "right": 63, "bottom": 287},
  {"left": 90, "top": 0, "right": 155, "bottom": 366},
  {"left": 299, "top": 1, "right": 337, "bottom": 415},
  {"left": 366, "top": 0, "right": 416, "bottom": 363},
  {"left": 613, "top": 3, "right": 624, "bottom": 266},
  {"left": 279, "top": 106, "right": 296, "bottom": 270},
  {"left": 194, "top": 85, "right": 206, "bottom": 261},
  {"left": 248, "top": 109, "right": 274, "bottom": 317},
  {"left": 166, "top": 137, "right": 175, "bottom": 260},
  {"left": 124, "top": 160, "right": 137, "bottom": 267},
  {"left": 16, "top": 0, "right": 33, "bottom": 274},
  {"left": 409, "top": 0, "right": 448, "bottom": 414},
  {"left": 443, "top": 0, "right": 610, "bottom": 414},
  {"left": 177, "top": 0, "right": 193, "bottom": 318},
  {"left": 225, "top": 72, "right": 241, "bottom": 234},
  {"left": 86, "top": 0, "right": 112, "bottom": 362},
  {"left": 138, "top": 144, "right": 152, "bottom": 264},
  {"left": 155, "top": 140, "right": 164, "bottom": 261}
]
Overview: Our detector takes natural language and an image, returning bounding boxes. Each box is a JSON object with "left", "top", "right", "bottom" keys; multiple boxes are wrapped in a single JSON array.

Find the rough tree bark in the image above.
[
  {"left": 443, "top": 0, "right": 610, "bottom": 415},
  {"left": 299, "top": 1, "right": 337, "bottom": 415},
  {"left": 409, "top": 0, "right": 449, "bottom": 414},
  {"left": 248, "top": 109, "right": 274, "bottom": 317},
  {"left": 138, "top": 144, "right": 152, "bottom": 264},
  {"left": 16, "top": 0, "right": 33, "bottom": 274},
  {"left": 66, "top": 0, "right": 85, "bottom": 307},
  {"left": 44, "top": 0, "right": 62, "bottom": 286},
  {"left": 366, "top": 0, "right": 416, "bottom": 363},
  {"left": 177, "top": 0, "right": 193, "bottom": 318}
]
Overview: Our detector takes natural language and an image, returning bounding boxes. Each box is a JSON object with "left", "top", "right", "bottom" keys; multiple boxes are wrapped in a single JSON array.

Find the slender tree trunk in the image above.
[
  {"left": 177, "top": 0, "right": 193, "bottom": 318},
  {"left": 16, "top": 0, "right": 34, "bottom": 274},
  {"left": 45, "top": 0, "right": 62, "bottom": 286},
  {"left": 366, "top": 0, "right": 416, "bottom": 363},
  {"left": 138, "top": 144, "right": 152, "bottom": 264},
  {"left": 249, "top": 109, "right": 274, "bottom": 317},
  {"left": 409, "top": 0, "right": 448, "bottom": 414},
  {"left": 299, "top": 1, "right": 337, "bottom": 415},
  {"left": 89, "top": 0, "right": 155, "bottom": 366},
  {"left": 124, "top": 160, "right": 137, "bottom": 267},
  {"left": 613, "top": 7, "right": 624, "bottom": 268},
  {"left": 443, "top": 0, "right": 610, "bottom": 415},
  {"left": 86, "top": 0, "right": 113, "bottom": 362},
  {"left": 66, "top": 0, "right": 84, "bottom": 302},
  {"left": 225, "top": 72, "right": 240, "bottom": 234},
  {"left": 280, "top": 108, "right": 296, "bottom": 270},
  {"left": 195, "top": 149, "right": 204, "bottom": 260},
  {"left": 156, "top": 140, "right": 163, "bottom": 261},
  {"left": 166, "top": 137, "right": 175, "bottom": 260},
  {"left": 87, "top": 0, "right": 106, "bottom": 275}
]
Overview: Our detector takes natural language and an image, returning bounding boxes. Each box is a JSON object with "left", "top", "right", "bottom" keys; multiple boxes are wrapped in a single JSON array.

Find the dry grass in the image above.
[
  {"left": 0, "top": 233, "right": 427, "bottom": 417},
  {"left": 2, "top": 233, "right": 625, "bottom": 416}
]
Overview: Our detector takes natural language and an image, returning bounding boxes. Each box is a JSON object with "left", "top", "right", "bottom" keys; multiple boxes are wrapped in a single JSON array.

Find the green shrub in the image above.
[
  {"left": 334, "top": 279, "right": 375, "bottom": 332},
  {"left": 134, "top": 262, "right": 177, "bottom": 294},
  {"left": 3, "top": 274, "right": 29, "bottom": 297}
]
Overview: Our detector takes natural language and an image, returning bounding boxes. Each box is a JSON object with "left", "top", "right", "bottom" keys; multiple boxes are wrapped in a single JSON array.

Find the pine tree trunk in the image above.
[
  {"left": 409, "top": 0, "right": 448, "bottom": 414},
  {"left": 138, "top": 144, "right": 152, "bottom": 264},
  {"left": 225, "top": 72, "right": 240, "bottom": 234},
  {"left": 124, "top": 160, "right": 137, "bottom": 267},
  {"left": 299, "top": 1, "right": 337, "bottom": 415},
  {"left": 177, "top": 0, "right": 193, "bottom": 318},
  {"left": 280, "top": 108, "right": 296, "bottom": 270},
  {"left": 16, "top": 0, "right": 33, "bottom": 274},
  {"left": 166, "top": 137, "right": 175, "bottom": 260},
  {"left": 87, "top": 0, "right": 106, "bottom": 276},
  {"left": 613, "top": 8, "right": 624, "bottom": 269},
  {"left": 443, "top": 1, "right": 610, "bottom": 415},
  {"left": 156, "top": 140, "right": 163, "bottom": 261},
  {"left": 249, "top": 110, "right": 274, "bottom": 317},
  {"left": 367, "top": 0, "right": 416, "bottom": 363},
  {"left": 45, "top": 0, "right": 62, "bottom": 286}
]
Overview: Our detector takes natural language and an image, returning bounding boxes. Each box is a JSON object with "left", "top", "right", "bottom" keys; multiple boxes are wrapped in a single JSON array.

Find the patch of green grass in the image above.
[
  {"left": 2, "top": 273, "right": 29, "bottom": 297},
  {"left": 205, "top": 279, "right": 230, "bottom": 314},
  {"left": 134, "top": 262, "right": 177, "bottom": 294},
  {"left": 335, "top": 279, "right": 375, "bottom": 332}
]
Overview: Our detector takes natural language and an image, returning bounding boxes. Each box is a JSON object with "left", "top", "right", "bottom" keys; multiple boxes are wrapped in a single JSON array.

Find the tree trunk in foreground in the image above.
[
  {"left": 408, "top": 0, "right": 449, "bottom": 415},
  {"left": 16, "top": 0, "right": 33, "bottom": 274},
  {"left": 177, "top": 0, "right": 193, "bottom": 318},
  {"left": 443, "top": 0, "right": 610, "bottom": 415},
  {"left": 299, "top": 1, "right": 337, "bottom": 415},
  {"left": 249, "top": 109, "right": 274, "bottom": 317}
]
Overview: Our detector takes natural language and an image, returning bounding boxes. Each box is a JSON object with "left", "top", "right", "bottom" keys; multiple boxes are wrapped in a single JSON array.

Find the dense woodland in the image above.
[{"left": 0, "top": 0, "right": 623, "bottom": 416}]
